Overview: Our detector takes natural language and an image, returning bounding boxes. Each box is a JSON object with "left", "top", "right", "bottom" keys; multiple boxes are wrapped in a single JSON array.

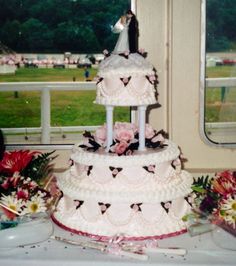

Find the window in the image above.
[
  {"left": 202, "top": 0, "right": 236, "bottom": 146},
  {"left": 0, "top": 0, "right": 131, "bottom": 148}
]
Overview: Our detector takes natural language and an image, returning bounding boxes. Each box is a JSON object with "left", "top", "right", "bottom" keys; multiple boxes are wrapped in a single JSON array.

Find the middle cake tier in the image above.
[{"left": 56, "top": 140, "right": 192, "bottom": 204}]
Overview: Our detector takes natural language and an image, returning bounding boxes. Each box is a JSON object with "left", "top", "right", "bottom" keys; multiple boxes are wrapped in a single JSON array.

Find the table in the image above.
[{"left": 0, "top": 223, "right": 235, "bottom": 266}]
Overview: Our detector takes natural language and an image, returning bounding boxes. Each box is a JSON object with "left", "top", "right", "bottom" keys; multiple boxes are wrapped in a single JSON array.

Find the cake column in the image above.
[
  {"left": 106, "top": 105, "right": 114, "bottom": 151},
  {"left": 138, "top": 105, "right": 147, "bottom": 151}
]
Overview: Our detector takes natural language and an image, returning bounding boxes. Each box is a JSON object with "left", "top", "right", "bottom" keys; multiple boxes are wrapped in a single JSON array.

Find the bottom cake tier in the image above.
[{"left": 53, "top": 170, "right": 192, "bottom": 241}]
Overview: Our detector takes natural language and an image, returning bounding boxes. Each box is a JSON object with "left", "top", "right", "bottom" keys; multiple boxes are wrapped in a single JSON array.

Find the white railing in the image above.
[
  {"left": 1, "top": 78, "right": 235, "bottom": 147},
  {"left": 205, "top": 77, "right": 236, "bottom": 143},
  {"left": 206, "top": 77, "right": 236, "bottom": 103},
  {"left": 0, "top": 82, "right": 98, "bottom": 146},
  {"left": 206, "top": 77, "right": 236, "bottom": 87}
]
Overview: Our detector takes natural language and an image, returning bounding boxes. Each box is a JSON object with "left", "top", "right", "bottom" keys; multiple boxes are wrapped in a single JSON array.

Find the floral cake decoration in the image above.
[
  {"left": 79, "top": 122, "right": 168, "bottom": 156},
  {"left": 186, "top": 170, "right": 236, "bottom": 235},
  {"left": 0, "top": 150, "right": 57, "bottom": 226}
]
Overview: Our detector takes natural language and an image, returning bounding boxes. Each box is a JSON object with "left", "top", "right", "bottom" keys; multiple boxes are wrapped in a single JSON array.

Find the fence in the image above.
[
  {"left": 0, "top": 78, "right": 236, "bottom": 147},
  {"left": 205, "top": 77, "right": 236, "bottom": 143},
  {"left": 0, "top": 82, "right": 98, "bottom": 147}
]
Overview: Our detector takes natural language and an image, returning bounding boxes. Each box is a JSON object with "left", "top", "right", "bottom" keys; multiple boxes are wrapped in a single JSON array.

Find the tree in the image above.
[
  {"left": 0, "top": 0, "right": 130, "bottom": 53},
  {"left": 206, "top": 0, "right": 236, "bottom": 52},
  {"left": 21, "top": 18, "right": 53, "bottom": 52},
  {"left": 0, "top": 20, "right": 21, "bottom": 50}
]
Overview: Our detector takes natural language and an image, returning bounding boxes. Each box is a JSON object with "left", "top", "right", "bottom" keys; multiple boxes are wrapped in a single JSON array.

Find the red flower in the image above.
[
  {"left": 0, "top": 150, "right": 39, "bottom": 175},
  {"left": 16, "top": 188, "right": 29, "bottom": 200},
  {"left": 212, "top": 171, "right": 236, "bottom": 197},
  {"left": 1, "top": 178, "right": 10, "bottom": 190}
]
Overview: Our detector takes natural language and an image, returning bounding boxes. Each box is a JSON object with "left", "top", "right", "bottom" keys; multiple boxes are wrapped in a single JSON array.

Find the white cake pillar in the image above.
[
  {"left": 138, "top": 105, "right": 147, "bottom": 151},
  {"left": 106, "top": 105, "right": 114, "bottom": 152}
]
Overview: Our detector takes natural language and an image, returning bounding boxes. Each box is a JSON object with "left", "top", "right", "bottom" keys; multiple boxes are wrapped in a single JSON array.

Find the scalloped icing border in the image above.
[
  {"left": 51, "top": 214, "right": 187, "bottom": 242},
  {"left": 71, "top": 140, "right": 180, "bottom": 167},
  {"left": 56, "top": 170, "right": 192, "bottom": 204},
  {"left": 98, "top": 53, "right": 154, "bottom": 77}
]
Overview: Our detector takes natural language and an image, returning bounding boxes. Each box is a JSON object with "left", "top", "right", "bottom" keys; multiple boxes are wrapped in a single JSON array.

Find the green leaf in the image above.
[
  {"left": 21, "top": 150, "right": 57, "bottom": 185},
  {"left": 191, "top": 185, "right": 206, "bottom": 193},
  {"left": 193, "top": 175, "right": 213, "bottom": 190}
]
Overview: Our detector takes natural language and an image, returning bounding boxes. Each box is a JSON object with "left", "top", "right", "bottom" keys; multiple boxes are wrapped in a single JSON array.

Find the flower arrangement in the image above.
[
  {"left": 191, "top": 170, "right": 236, "bottom": 233},
  {"left": 0, "top": 150, "right": 56, "bottom": 224},
  {"left": 79, "top": 122, "right": 168, "bottom": 156}
]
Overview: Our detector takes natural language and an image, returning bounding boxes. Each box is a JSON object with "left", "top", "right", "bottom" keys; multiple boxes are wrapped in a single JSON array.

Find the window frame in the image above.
[{"left": 199, "top": 0, "right": 236, "bottom": 148}]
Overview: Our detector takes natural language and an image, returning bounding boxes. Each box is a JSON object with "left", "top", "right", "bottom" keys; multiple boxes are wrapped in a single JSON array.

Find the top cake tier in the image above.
[{"left": 95, "top": 53, "right": 158, "bottom": 106}]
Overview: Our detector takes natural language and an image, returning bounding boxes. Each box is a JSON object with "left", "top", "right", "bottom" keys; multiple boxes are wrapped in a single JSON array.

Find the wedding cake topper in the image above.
[{"left": 112, "top": 9, "right": 139, "bottom": 54}]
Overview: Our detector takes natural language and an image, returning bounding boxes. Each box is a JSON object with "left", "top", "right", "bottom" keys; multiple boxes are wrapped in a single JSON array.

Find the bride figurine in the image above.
[{"left": 111, "top": 10, "right": 139, "bottom": 54}]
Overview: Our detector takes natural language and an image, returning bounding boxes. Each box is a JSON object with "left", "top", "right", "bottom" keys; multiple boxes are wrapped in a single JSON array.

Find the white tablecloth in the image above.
[{"left": 0, "top": 223, "right": 235, "bottom": 266}]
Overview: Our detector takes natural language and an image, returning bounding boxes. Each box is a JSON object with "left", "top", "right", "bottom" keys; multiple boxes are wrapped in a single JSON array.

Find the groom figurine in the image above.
[{"left": 126, "top": 10, "right": 139, "bottom": 53}]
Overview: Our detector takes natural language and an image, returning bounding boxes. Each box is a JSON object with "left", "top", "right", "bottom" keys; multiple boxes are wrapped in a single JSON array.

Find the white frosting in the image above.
[
  {"left": 73, "top": 162, "right": 176, "bottom": 187},
  {"left": 98, "top": 53, "right": 154, "bottom": 76},
  {"left": 95, "top": 53, "right": 157, "bottom": 106},
  {"left": 71, "top": 140, "right": 179, "bottom": 167},
  {"left": 56, "top": 170, "right": 192, "bottom": 204},
  {"left": 55, "top": 139, "right": 192, "bottom": 238},
  {"left": 54, "top": 189, "right": 191, "bottom": 237}
]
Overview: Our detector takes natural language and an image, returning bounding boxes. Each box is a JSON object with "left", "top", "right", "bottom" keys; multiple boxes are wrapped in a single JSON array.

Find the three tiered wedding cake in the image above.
[{"left": 52, "top": 10, "right": 192, "bottom": 241}]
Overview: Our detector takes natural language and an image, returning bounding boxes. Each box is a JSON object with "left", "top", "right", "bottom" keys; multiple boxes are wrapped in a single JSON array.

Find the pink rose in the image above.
[
  {"left": 100, "top": 204, "right": 107, "bottom": 212},
  {"left": 114, "top": 122, "right": 137, "bottom": 142},
  {"left": 164, "top": 202, "right": 171, "bottom": 209},
  {"left": 145, "top": 124, "right": 155, "bottom": 139},
  {"left": 103, "top": 49, "right": 109, "bottom": 55},
  {"left": 116, "top": 130, "right": 134, "bottom": 142},
  {"left": 122, "top": 77, "right": 129, "bottom": 84},
  {"left": 172, "top": 158, "right": 181, "bottom": 167},
  {"left": 112, "top": 169, "right": 119, "bottom": 176},
  {"left": 151, "top": 133, "right": 165, "bottom": 143},
  {"left": 132, "top": 204, "right": 140, "bottom": 212},
  {"left": 114, "top": 141, "right": 128, "bottom": 155},
  {"left": 148, "top": 165, "right": 155, "bottom": 172},
  {"left": 94, "top": 124, "right": 107, "bottom": 145},
  {"left": 138, "top": 48, "right": 145, "bottom": 54},
  {"left": 148, "top": 74, "right": 156, "bottom": 84}
]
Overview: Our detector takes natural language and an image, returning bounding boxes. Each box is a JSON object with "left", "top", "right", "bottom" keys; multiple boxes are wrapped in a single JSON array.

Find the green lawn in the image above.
[
  {"left": 206, "top": 65, "right": 236, "bottom": 78},
  {"left": 0, "top": 65, "right": 236, "bottom": 127},
  {"left": 0, "top": 67, "right": 97, "bottom": 82},
  {"left": 205, "top": 65, "right": 236, "bottom": 122},
  {"left": 0, "top": 67, "right": 130, "bottom": 128}
]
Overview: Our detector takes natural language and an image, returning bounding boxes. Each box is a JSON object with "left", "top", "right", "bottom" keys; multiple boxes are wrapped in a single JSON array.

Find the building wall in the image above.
[{"left": 137, "top": 0, "right": 236, "bottom": 170}]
